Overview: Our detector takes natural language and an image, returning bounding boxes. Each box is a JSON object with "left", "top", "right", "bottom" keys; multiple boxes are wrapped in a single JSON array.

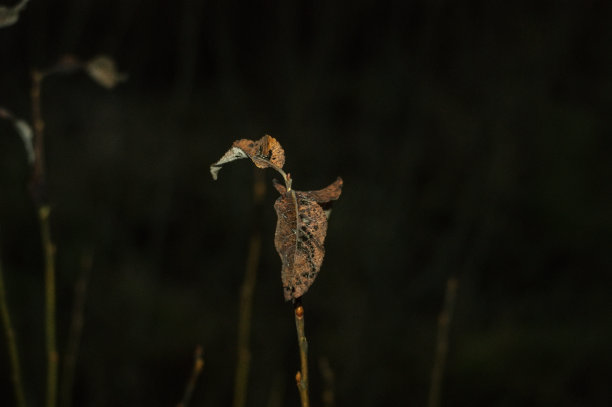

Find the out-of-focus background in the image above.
[{"left": 1, "top": 1, "right": 611, "bottom": 406}]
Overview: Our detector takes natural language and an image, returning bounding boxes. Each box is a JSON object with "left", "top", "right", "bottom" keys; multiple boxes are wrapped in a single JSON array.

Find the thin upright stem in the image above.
[
  {"left": 30, "top": 70, "right": 46, "bottom": 200},
  {"left": 0, "top": 258, "right": 28, "bottom": 407},
  {"left": 60, "top": 252, "right": 92, "bottom": 407},
  {"left": 177, "top": 345, "right": 204, "bottom": 407},
  {"left": 428, "top": 278, "right": 459, "bottom": 407},
  {"left": 31, "top": 68, "right": 59, "bottom": 407},
  {"left": 233, "top": 169, "right": 265, "bottom": 407},
  {"left": 294, "top": 301, "right": 310, "bottom": 407},
  {"left": 39, "top": 206, "right": 58, "bottom": 407},
  {"left": 319, "top": 357, "right": 335, "bottom": 407}
]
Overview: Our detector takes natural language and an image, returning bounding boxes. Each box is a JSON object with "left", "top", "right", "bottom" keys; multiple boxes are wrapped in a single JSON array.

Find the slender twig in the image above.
[
  {"left": 60, "top": 251, "right": 93, "bottom": 407},
  {"left": 266, "top": 374, "right": 285, "bottom": 407},
  {"left": 39, "top": 206, "right": 58, "bottom": 407},
  {"left": 294, "top": 300, "right": 310, "bottom": 407},
  {"left": 319, "top": 357, "right": 335, "bottom": 407},
  {"left": 0, "top": 257, "right": 28, "bottom": 407},
  {"left": 428, "top": 278, "right": 459, "bottom": 407},
  {"left": 177, "top": 345, "right": 204, "bottom": 407},
  {"left": 30, "top": 70, "right": 46, "bottom": 200},
  {"left": 31, "top": 69, "right": 59, "bottom": 407},
  {"left": 233, "top": 170, "right": 265, "bottom": 407}
]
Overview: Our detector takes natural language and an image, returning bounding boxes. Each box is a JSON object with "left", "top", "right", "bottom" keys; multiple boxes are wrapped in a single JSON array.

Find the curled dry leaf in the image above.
[
  {"left": 210, "top": 135, "right": 286, "bottom": 180},
  {"left": 273, "top": 177, "right": 343, "bottom": 300},
  {"left": 85, "top": 55, "right": 127, "bottom": 89}
]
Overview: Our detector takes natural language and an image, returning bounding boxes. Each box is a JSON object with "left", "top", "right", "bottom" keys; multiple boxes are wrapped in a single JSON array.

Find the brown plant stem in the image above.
[
  {"left": 232, "top": 169, "right": 265, "bottom": 407},
  {"left": 0, "top": 257, "right": 28, "bottom": 407},
  {"left": 428, "top": 278, "right": 459, "bottom": 407},
  {"left": 177, "top": 345, "right": 204, "bottom": 407},
  {"left": 294, "top": 300, "right": 310, "bottom": 407},
  {"left": 60, "top": 252, "right": 92, "bottom": 407}
]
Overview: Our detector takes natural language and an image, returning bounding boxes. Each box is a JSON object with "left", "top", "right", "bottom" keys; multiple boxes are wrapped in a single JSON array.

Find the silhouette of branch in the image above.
[
  {"left": 0, "top": 257, "right": 27, "bottom": 407},
  {"left": 428, "top": 278, "right": 459, "bottom": 407},
  {"left": 60, "top": 251, "right": 93, "bottom": 407},
  {"left": 31, "top": 69, "right": 59, "bottom": 407},
  {"left": 233, "top": 170, "right": 265, "bottom": 407},
  {"left": 319, "top": 357, "right": 335, "bottom": 407},
  {"left": 177, "top": 345, "right": 204, "bottom": 407}
]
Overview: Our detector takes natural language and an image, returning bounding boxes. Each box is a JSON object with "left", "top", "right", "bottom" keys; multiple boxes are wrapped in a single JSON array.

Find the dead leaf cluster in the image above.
[{"left": 211, "top": 135, "right": 343, "bottom": 300}]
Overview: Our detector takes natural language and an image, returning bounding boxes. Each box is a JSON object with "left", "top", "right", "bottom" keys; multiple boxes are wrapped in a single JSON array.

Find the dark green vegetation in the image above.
[{"left": 1, "top": 1, "right": 611, "bottom": 406}]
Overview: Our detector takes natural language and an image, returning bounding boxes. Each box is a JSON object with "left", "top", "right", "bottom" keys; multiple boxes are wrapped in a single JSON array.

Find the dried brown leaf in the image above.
[
  {"left": 210, "top": 135, "right": 286, "bottom": 180},
  {"left": 273, "top": 178, "right": 343, "bottom": 300}
]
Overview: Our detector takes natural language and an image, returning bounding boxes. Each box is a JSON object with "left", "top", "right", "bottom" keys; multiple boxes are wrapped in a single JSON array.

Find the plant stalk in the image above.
[
  {"left": 0, "top": 258, "right": 28, "bottom": 407},
  {"left": 177, "top": 345, "right": 204, "bottom": 407},
  {"left": 31, "top": 68, "right": 59, "bottom": 407},
  {"left": 232, "top": 169, "right": 265, "bottom": 407},
  {"left": 428, "top": 278, "right": 459, "bottom": 407},
  {"left": 60, "top": 252, "right": 92, "bottom": 407},
  {"left": 294, "top": 301, "right": 310, "bottom": 407},
  {"left": 39, "top": 206, "right": 58, "bottom": 407}
]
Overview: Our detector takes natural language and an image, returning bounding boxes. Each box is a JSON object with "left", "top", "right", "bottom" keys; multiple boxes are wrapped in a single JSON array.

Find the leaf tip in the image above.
[{"left": 210, "top": 165, "right": 220, "bottom": 180}]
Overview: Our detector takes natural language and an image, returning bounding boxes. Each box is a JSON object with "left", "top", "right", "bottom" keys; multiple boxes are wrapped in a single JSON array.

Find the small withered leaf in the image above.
[
  {"left": 85, "top": 55, "right": 127, "bottom": 89},
  {"left": 273, "top": 178, "right": 343, "bottom": 300},
  {"left": 0, "top": 108, "right": 34, "bottom": 164},
  {"left": 14, "top": 119, "right": 34, "bottom": 164},
  {"left": 0, "top": 0, "right": 29, "bottom": 28},
  {"left": 210, "top": 135, "right": 285, "bottom": 180}
]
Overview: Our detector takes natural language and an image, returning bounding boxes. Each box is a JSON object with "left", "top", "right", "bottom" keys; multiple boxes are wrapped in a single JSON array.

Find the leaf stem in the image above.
[
  {"left": 257, "top": 159, "right": 291, "bottom": 191},
  {"left": 0, "top": 257, "right": 28, "bottom": 407},
  {"left": 294, "top": 301, "right": 310, "bottom": 407}
]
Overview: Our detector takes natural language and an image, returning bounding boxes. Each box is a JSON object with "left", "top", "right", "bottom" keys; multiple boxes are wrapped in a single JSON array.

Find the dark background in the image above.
[{"left": 1, "top": 1, "right": 611, "bottom": 406}]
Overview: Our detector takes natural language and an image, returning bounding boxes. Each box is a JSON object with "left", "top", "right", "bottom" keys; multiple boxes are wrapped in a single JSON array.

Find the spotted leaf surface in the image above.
[{"left": 273, "top": 178, "right": 343, "bottom": 300}]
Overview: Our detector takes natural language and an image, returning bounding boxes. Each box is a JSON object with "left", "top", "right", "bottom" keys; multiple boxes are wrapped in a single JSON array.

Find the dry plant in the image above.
[
  {"left": 176, "top": 345, "right": 205, "bottom": 407},
  {"left": 428, "top": 278, "right": 459, "bottom": 407},
  {"left": 211, "top": 135, "right": 343, "bottom": 406},
  {"left": 233, "top": 169, "right": 265, "bottom": 407},
  {"left": 0, "top": 255, "right": 27, "bottom": 407},
  {"left": 0, "top": 0, "right": 30, "bottom": 28},
  {"left": 1, "top": 53, "right": 124, "bottom": 407}
]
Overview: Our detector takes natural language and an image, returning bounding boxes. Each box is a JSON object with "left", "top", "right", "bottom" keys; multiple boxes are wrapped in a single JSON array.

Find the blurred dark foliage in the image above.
[{"left": 0, "top": 0, "right": 611, "bottom": 406}]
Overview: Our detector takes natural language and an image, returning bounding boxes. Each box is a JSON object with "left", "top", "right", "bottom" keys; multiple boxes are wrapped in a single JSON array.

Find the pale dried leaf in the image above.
[
  {"left": 85, "top": 55, "right": 127, "bottom": 89},
  {"left": 209, "top": 146, "right": 249, "bottom": 180},
  {"left": 210, "top": 135, "right": 286, "bottom": 180},
  {"left": 0, "top": 0, "right": 29, "bottom": 28},
  {"left": 14, "top": 119, "right": 34, "bottom": 164}
]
